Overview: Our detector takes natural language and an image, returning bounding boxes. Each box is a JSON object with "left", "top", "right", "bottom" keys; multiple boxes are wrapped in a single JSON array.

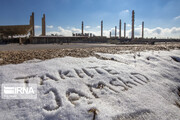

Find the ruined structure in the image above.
[
  {"left": 0, "top": 12, "right": 34, "bottom": 38},
  {"left": 1, "top": 10, "right": 179, "bottom": 44},
  {"left": 142, "top": 21, "right": 144, "bottom": 39},
  {"left": 110, "top": 31, "right": 111, "bottom": 38},
  {"left": 124, "top": 23, "right": 126, "bottom": 38},
  {"left": 101, "top": 20, "right": 103, "bottom": 37},
  {"left": 90, "top": 33, "right": 93, "bottom": 37},
  {"left": 119, "top": 19, "right": 121, "bottom": 39},
  {"left": 132, "top": 10, "right": 135, "bottom": 39},
  {"left": 73, "top": 33, "right": 92, "bottom": 37},
  {"left": 73, "top": 21, "right": 94, "bottom": 37},
  {"left": 42, "top": 14, "right": 46, "bottom": 36}
]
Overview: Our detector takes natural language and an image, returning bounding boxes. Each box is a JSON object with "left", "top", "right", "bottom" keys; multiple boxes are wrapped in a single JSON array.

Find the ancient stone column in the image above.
[
  {"left": 30, "top": 12, "right": 35, "bottom": 36},
  {"left": 115, "top": 26, "right": 117, "bottom": 38},
  {"left": 82, "top": 21, "right": 84, "bottom": 35},
  {"left": 142, "top": 21, "right": 144, "bottom": 39},
  {"left": 124, "top": 23, "right": 126, "bottom": 38},
  {"left": 110, "top": 31, "right": 111, "bottom": 38},
  {"left": 32, "top": 12, "right": 35, "bottom": 36},
  {"left": 30, "top": 15, "right": 32, "bottom": 36},
  {"left": 132, "top": 10, "right": 135, "bottom": 39},
  {"left": 101, "top": 20, "right": 103, "bottom": 37},
  {"left": 42, "top": 14, "right": 46, "bottom": 36},
  {"left": 119, "top": 19, "right": 121, "bottom": 39}
]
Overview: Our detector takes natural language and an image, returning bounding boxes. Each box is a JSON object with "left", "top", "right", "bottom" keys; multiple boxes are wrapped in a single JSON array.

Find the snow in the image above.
[{"left": 0, "top": 50, "right": 180, "bottom": 120}]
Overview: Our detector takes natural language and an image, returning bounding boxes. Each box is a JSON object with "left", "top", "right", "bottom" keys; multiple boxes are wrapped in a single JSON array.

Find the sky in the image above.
[{"left": 0, "top": 0, "right": 180, "bottom": 38}]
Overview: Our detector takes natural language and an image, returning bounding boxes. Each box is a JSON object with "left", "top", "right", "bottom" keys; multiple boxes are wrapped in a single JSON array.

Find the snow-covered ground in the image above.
[{"left": 0, "top": 50, "right": 180, "bottom": 120}]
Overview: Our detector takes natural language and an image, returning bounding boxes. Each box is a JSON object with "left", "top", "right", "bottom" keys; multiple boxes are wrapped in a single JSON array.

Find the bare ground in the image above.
[{"left": 0, "top": 43, "right": 180, "bottom": 65}]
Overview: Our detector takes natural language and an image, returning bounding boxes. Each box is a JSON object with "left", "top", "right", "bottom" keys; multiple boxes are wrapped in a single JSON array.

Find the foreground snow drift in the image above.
[{"left": 0, "top": 50, "right": 180, "bottom": 120}]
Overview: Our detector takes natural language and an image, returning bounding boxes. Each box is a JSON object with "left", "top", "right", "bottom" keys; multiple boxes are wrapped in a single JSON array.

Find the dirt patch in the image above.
[{"left": 0, "top": 43, "right": 180, "bottom": 65}]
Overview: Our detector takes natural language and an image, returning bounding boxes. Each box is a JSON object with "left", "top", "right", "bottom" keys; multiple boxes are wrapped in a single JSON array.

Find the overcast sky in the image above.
[{"left": 0, "top": 0, "right": 180, "bottom": 38}]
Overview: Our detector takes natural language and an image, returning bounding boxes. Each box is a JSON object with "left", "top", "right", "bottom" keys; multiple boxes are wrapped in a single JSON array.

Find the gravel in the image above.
[{"left": 0, "top": 43, "right": 180, "bottom": 65}]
